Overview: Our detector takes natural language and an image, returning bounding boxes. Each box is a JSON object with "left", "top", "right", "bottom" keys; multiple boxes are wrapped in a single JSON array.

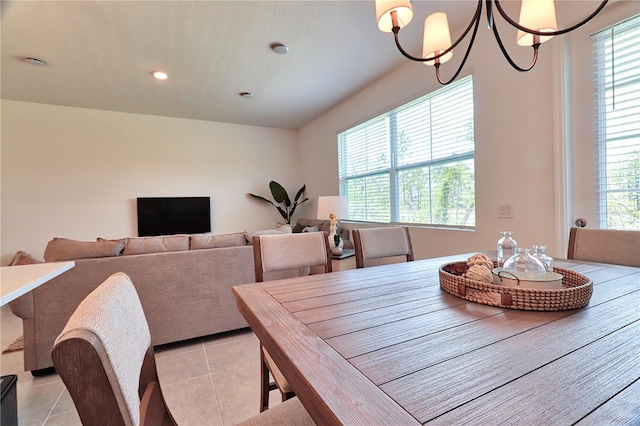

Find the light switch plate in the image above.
[{"left": 498, "top": 203, "right": 514, "bottom": 218}]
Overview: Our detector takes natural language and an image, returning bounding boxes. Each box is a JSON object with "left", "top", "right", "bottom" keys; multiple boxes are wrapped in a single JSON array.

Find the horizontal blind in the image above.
[
  {"left": 592, "top": 15, "right": 640, "bottom": 230},
  {"left": 338, "top": 76, "right": 475, "bottom": 226}
]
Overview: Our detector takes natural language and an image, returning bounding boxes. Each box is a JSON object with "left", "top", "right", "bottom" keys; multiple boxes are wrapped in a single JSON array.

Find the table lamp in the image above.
[{"left": 316, "top": 196, "right": 348, "bottom": 221}]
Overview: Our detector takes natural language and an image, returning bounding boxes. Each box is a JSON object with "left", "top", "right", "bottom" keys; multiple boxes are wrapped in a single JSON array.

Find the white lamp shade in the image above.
[
  {"left": 317, "top": 196, "right": 348, "bottom": 221},
  {"left": 422, "top": 12, "right": 453, "bottom": 66},
  {"left": 517, "top": 0, "right": 557, "bottom": 46},
  {"left": 376, "top": 0, "right": 413, "bottom": 33}
]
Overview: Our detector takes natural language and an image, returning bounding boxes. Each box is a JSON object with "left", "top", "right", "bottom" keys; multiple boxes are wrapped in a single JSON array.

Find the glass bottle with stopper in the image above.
[{"left": 497, "top": 231, "right": 517, "bottom": 267}]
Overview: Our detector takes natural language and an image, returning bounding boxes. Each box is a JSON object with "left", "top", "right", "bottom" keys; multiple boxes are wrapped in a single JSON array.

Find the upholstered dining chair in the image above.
[
  {"left": 352, "top": 226, "right": 414, "bottom": 269},
  {"left": 567, "top": 226, "right": 640, "bottom": 267},
  {"left": 51, "top": 272, "right": 314, "bottom": 426},
  {"left": 252, "top": 231, "right": 333, "bottom": 412}
]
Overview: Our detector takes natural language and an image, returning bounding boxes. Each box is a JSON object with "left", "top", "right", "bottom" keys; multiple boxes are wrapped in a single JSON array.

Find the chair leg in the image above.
[
  {"left": 260, "top": 347, "right": 270, "bottom": 412},
  {"left": 260, "top": 345, "right": 294, "bottom": 411}
]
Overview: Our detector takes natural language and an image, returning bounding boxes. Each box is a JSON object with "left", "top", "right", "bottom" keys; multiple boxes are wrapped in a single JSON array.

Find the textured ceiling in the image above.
[{"left": 1, "top": 1, "right": 621, "bottom": 130}]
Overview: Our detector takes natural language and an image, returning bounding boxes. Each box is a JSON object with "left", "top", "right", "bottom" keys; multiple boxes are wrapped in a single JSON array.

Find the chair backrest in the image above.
[
  {"left": 51, "top": 272, "right": 175, "bottom": 426},
  {"left": 567, "top": 227, "right": 640, "bottom": 267},
  {"left": 352, "top": 227, "right": 414, "bottom": 269},
  {"left": 253, "top": 232, "right": 333, "bottom": 282}
]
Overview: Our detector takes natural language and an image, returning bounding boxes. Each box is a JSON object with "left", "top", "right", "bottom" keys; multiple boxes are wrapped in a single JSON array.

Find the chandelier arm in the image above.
[
  {"left": 486, "top": 0, "right": 493, "bottom": 29},
  {"left": 492, "top": 21, "right": 539, "bottom": 72},
  {"left": 435, "top": 10, "right": 483, "bottom": 85},
  {"left": 391, "top": 0, "right": 483, "bottom": 63},
  {"left": 493, "top": 0, "right": 608, "bottom": 37}
]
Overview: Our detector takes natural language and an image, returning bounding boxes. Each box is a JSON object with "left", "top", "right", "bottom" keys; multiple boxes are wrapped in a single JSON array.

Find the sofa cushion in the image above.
[
  {"left": 244, "top": 228, "right": 292, "bottom": 245},
  {"left": 9, "top": 251, "right": 43, "bottom": 265},
  {"left": 44, "top": 238, "right": 126, "bottom": 262},
  {"left": 123, "top": 235, "right": 189, "bottom": 255},
  {"left": 190, "top": 232, "right": 247, "bottom": 250}
]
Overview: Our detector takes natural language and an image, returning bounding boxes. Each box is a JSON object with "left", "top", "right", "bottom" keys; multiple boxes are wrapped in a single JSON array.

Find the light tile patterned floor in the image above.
[{"left": 0, "top": 305, "right": 281, "bottom": 425}]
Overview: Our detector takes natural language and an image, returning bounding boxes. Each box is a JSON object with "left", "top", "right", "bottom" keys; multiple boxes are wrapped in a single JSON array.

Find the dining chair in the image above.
[
  {"left": 252, "top": 231, "right": 333, "bottom": 412},
  {"left": 51, "top": 272, "right": 314, "bottom": 426},
  {"left": 352, "top": 226, "right": 414, "bottom": 269},
  {"left": 567, "top": 226, "right": 640, "bottom": 267}
]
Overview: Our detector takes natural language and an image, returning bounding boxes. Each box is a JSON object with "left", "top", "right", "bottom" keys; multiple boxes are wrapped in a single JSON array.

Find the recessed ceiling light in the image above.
[
  {"left": 152, "top": 71, "right": 168, "bottom": 80},
  {"left": 271, "top": 43, "right": 289, "bottom": 55},
  {"left": 239, "top": 92, "right": 254, "bottom": 98},
  {"left": 23, "top": 57, "right": 47, "bottom": 66}
]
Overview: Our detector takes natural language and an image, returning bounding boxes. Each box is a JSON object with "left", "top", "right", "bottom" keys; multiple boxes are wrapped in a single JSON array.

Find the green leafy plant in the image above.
[{"left": 248, "top": 181, "right": 309, "bottom": 224}]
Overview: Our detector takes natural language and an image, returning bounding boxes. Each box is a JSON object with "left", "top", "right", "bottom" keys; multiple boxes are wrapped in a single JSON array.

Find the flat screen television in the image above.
[{"left": 137, "top": 197, "right": 211, "bottom": 237}]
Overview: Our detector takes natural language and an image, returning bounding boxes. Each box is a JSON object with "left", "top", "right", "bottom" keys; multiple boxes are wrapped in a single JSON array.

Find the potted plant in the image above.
[{"left": 248, "top": 181, "right": 309, "bottom": 224}]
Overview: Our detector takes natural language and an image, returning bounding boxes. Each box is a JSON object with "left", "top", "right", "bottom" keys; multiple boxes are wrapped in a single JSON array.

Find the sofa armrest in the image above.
[
  {"left": 340, "top": 229, "right": 354, "bottom": 250},
  {"left": 9, "top": 291, "right": 34, "bottom": 319}
]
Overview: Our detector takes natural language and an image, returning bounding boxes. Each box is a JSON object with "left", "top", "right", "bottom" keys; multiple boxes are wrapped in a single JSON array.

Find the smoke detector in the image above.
[{"left": 271, "top": 43, "right": 289, "bottom": 55}]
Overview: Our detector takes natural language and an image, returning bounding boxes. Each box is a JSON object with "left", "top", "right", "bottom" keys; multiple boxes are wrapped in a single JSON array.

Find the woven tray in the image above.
[{"left": 439, "top": 261, "right": 593, "bottom": 311}]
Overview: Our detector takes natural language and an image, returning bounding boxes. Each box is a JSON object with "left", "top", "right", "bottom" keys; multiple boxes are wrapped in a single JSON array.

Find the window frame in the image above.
[
  {"left": 591, "top": 14, "right": 640, "bottom": 231},
  {"left": 338, "top": 75, "right": 476, "bottom": 228}
]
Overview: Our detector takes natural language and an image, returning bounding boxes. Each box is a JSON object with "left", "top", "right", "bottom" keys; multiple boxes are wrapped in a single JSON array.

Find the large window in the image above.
[
  {"left": 338, "top": 76, "right": 475, "bottom": 227},
  {"left": 592, "top": 15, "right": 640, "bottom": 230}
]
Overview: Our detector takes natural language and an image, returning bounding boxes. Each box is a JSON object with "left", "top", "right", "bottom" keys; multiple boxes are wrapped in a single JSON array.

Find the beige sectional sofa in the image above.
[
  {"left": 10, "top": 219, "right": 352, "bottom": 374},
  {"left": 9, "top": 230, "right": 304, "bottom": 373}
]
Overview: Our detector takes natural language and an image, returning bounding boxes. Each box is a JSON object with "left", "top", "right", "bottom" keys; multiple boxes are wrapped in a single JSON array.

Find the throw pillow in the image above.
[
  {"left": 295, "top": 219, "right": 338, "bottom": 234},
  {"left": 275, "top": 224, "right": 293, "bottom": 234},
  {"left": 190, "top": 232, "right": 247, "bottom": 250},
  {"left": 97, "top": 237, "right": 127, "bottom": 244},
  {"left": 44, "top": 238, "right": 126, "bottom": 262},
  {"left": 9, "top": 251, "right": 43, "bottom": 266}
]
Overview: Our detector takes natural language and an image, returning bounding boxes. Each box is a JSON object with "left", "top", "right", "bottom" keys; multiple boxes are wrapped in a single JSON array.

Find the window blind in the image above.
[
  {"left": 592, "top": 15, "right": 640, "bottom": 230},
  {"left": 338, "top": 76, "right": 475, "bottom": 227}
]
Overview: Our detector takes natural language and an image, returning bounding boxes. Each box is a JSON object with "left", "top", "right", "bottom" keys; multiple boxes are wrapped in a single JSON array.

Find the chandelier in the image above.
[{"left": 375, "top": 0, "right": 608, "bottom": 85}]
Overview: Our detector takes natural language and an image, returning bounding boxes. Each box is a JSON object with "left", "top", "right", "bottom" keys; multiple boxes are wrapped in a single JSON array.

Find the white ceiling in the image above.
[{"left": 1, "top": 1, "right": 618, "bottom": 130}]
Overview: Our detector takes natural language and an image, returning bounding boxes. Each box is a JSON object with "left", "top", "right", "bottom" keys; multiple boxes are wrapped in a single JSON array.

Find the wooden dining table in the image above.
[{"left": 232, "top": 253, "right": 640, "bottom": 425}]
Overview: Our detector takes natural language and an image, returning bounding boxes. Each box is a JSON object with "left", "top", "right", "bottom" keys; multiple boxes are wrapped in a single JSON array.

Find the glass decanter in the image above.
[
  {"left": 533, "top": 245, "right": 554, "bottom": 272},
  {"left": 497, "top": 231, "right": 517, "bottom": 267},
  {"left": 503, "top": 248, "right": 546, "bottom": 275}
]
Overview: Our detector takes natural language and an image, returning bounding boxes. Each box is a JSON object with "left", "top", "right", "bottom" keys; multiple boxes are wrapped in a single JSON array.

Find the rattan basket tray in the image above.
[{"left": 439, "top": 261, "right": 593, "bottom": 311}]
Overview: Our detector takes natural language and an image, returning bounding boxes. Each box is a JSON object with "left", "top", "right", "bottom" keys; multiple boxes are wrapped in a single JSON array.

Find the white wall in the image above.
[
  {"left": 1, "top": 100, "right": 304, "bottom": 264},
  {"left": 300, "top": 13, "right": 564, "bottom": 259}
]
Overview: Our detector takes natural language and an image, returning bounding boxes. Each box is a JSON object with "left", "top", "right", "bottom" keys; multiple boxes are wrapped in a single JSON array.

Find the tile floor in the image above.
[{"left": 0, "top": 305, "right": 282, "bottom": 425}]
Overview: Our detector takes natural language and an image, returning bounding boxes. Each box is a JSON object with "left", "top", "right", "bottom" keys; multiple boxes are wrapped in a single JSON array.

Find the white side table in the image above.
[{"left": 332, "top": 249, "right": 356, "bottom": 271}]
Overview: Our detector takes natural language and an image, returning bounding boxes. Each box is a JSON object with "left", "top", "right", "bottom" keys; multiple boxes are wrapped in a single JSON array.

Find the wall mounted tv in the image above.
[{"left": 137, "top": 197, "right": 211, "bottom": 237}]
